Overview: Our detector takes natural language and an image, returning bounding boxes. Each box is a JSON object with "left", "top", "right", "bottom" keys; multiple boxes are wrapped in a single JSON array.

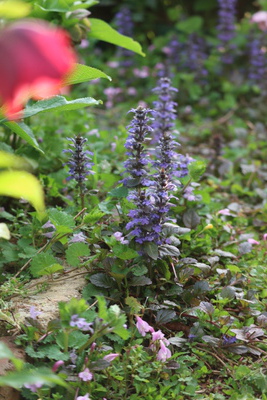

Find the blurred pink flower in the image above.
[
  {"left": 77, "top": 394, "right": 91, "bottom": 400},
  {"left": 78, "top": 368, "right": 93, "bottom": 381},
  {"left": 263, "top": 233, "right": 267, "bottom": 241},
  {"left": 0, "top": 20, "right": 76, "bottom": 119},
  {"left": 133, "top": 66, "right": 149, "bottom": 78},
  {"left": 157, "top": 340, "right": 172, "bottom": 361},
  {"left": 247, "top": 238, "right": 260, "bottom": 245},
  {"left": 107, "top": 61, "right": 119, "bottom": 68},
  {"left": 135, "top": 316, "right": 154, "bottom": 337},
  {"left": 217, "top": 208, "right": 232, "bottom": 216},
  {"left": 52, "top": 360, "right": 64, "bottom": 372},
  {"left": 251, "top": 11, "right": 267, "bottom": 31},
  {"left": 103, "top": 353, "right": 120, "bottom": 362}
]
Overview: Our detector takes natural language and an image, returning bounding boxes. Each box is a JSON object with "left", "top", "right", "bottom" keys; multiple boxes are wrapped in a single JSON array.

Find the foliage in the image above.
[{"left": 1, "top": 0, "right": 267, "bottom": 399}]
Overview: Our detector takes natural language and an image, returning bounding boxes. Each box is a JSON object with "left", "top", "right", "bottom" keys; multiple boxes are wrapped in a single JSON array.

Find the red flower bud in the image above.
[{"left": 0, "top": 20, "right": 76, "bottom": 119}]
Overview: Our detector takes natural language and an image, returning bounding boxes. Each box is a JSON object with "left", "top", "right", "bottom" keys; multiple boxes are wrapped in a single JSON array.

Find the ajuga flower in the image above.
[
  {"left": 123, "top": 106, "right": 153, "bottom": 187},
  {"left": 152, "top": 77, "right": 195, "bottom": 218},
  {"left": 248, "top": 32, "right": 267, "bottom": 85},
  {"left": 123, "top": 107, "right": 161, "bottom": 244},
  {"left": 63, "top": 135, "right": 94, "bottom": 208},
  {"left": 114, "top": 7, "right": 135, "bottom": 70},
  {"left": 186, "top": 34, "right": 208, "bottom": 80},
  {"left": 0, "top": 20, "right": 76, "bottom": 119},
  {"left": 152, "top": 77, "right": 178, "bottom": 147},
  {"left": 217, "top": 0, "right": 237, "bottom": 64}
]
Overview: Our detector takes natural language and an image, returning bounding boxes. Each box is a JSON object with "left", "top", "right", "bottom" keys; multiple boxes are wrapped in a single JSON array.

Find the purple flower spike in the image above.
[
  {"left": 217, "top": 0, "right": 237, "bottom": 64},
  {"left": 248, "top": 32, "right": 267, "bottom": 86},
  {"left": 64, "top": 136, "right": 94, "bottom": 185}
]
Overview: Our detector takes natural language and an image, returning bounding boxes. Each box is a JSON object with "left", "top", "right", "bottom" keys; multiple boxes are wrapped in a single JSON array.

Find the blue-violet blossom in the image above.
[{"left": 217, "top": 0, "right": 237, "bottom": 64}]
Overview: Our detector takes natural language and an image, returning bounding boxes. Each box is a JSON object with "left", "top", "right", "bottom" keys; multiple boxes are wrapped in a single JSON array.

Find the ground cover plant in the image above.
[{"left": 1, "top": 0, "right": 267, "bottom": 399}]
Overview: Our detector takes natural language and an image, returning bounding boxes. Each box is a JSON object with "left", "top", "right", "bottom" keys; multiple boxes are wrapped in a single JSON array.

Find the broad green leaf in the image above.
[
  {"left": 0, "top": 170, "right": 45, "bottom": 213},
  {"left": 188, "top": 160, "right": 206, "bottom": 181},
  {"left": 0, "top": 0, "right": 31, "bottom": 17},
  {"left": 20, "top": 96, "right": 101, "bottom": 119},
  {"left": 0, "top": 151, "right": 31, "bottom": 169},
  {"left": 35, "top": 0, "right": 69, "bottom": 12},
  {"left": 64, "top": 64, "right": 111, "bottom": 85},
  {"left": 26, "top": 345, "right": 69, "bottom": 361},
  {"left": 56, "top": 331, "right": 89, "bottom": 350},
  {"left": 71, "top": 0, "right": 98, "bottom": 9},
  {"left": 0, "top": 367, "right": 68, "bottom": 389},
  {"left": 48, "top": 209, "right": 75, "bottom": 228},
  {"left": 130, "top": 276, "right": 152, "bottom": 286},
  {"left": 176, "top": 16, "right": 203, "bottom": 34},
  {"left": 0, "top": 341, "right": 15, "bottom": 360},
  {"left": 144, "top": 242, "right": 158, "bottom": 260},
  {"left": 66, "top": 242, "right": 90, "bottom": 267},
  {"left": 90, "top": 273, "right": 115, "bottom": 288},
  {"left": 125, "top": 296, "right": 142, "bottom": 313},
  {"left": 30, "top": 253, "right": 62, "bottom": 277},
  {"left": 97, "top": 296, "right": 108, "bottom": 320},
  {"left": 4, "top": 121, "right": 43, "bottom": 153},
  {"left": 0, "top": 223, "right": 11, "bottom": 240},
  {"left": 89, "top": 18, "right": 145, "bottom": 56},
  {"left": 112, "top": 244, "right": 138, "bottom": 260},
  {"left": 83, "top": 208, "right": 105, "bottom": 225}
]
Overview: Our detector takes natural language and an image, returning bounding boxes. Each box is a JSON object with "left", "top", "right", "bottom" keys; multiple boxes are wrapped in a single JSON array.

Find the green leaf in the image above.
[
  {"left": 132, "top": 265, "right": 148, "bottom": 277},
  {"left": 0, "top": 341, "right": 15, "bottom": 360},
  {"left": 64, "top": 64, "right": 111, "bottom": 85},
  {"left": 56, "top": 331, "right": 89, "bottom": 350},
  {"left": 82, "top": 283, "right": 104, "bottom": 299},
  {"left": 144, "top": 242, "right": 158, "bottom": 260},
  {"left": 109, "top": 186, "right": 128, "bottom": 198},
  {"left": 90, "top": 273, "right": 115, "bottom": 288},
  {"left": 158, "top": 244, "right": 180, "bottom": 257},
  {"left": 48, "top": 209, "right": 75, "bottom": 229},
  {"left": 0, "top": 367, "right": 68, "bottom": 389},
  {"left": 0, "top": 170, "right": 45, "bottom": 213},
  {"left": 3, "top": 121, "right": 43, "bottom": 153},
  {"left": 156, "top": 309, "right": 176, "bottom": 324},
  {"left": 25, "top": 345, "right": 69, "bottom": 361},
  {"left": 130, "top": 276, "right": 152, "bottom": 286},
  {"left": 125, "top": 296, "right": 142, "bottom": 313},
  {"left": 97, "top": 296, "right": 108, "bottom": 320},
  {"left": 183, "top": 209, "right": 201, "bottom": 229},
  {"left": 113, "top": 325, "right": 130, "bottom": 340},
  {"left": 188, "top": 160, "right": 206, "bottom": 181},
  {"left": 66, "top": 243, "right": 90, "bottom": 267},
  {"left": 112, "top": 244, "right": 138, "bottom": 260},
  {"left": 83, "top": 208, "right": 105, "bottom": 225},
  {"left": 0, "top": 223, "right": 11, "bottom": 240},
  {"left": 176, "top": 16, "right": 203, "bottom": 34},
  {"left": 21, "top": 96, "right": 101, "bottom": 118},
  {"left": 0, "top": 151, "right": 31, "bottom": 170},
  {"left": 35, "top": 0, "right": 70, "bottom": 12},
  {"left": 0, "top": 0, "right": 31, "bottom": 18},
  {"left": 89, "top": 18, "right": 145, "bottom": 56},
  {"left": 30, "top": 253, "right": 63, "bottom": 277}
]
